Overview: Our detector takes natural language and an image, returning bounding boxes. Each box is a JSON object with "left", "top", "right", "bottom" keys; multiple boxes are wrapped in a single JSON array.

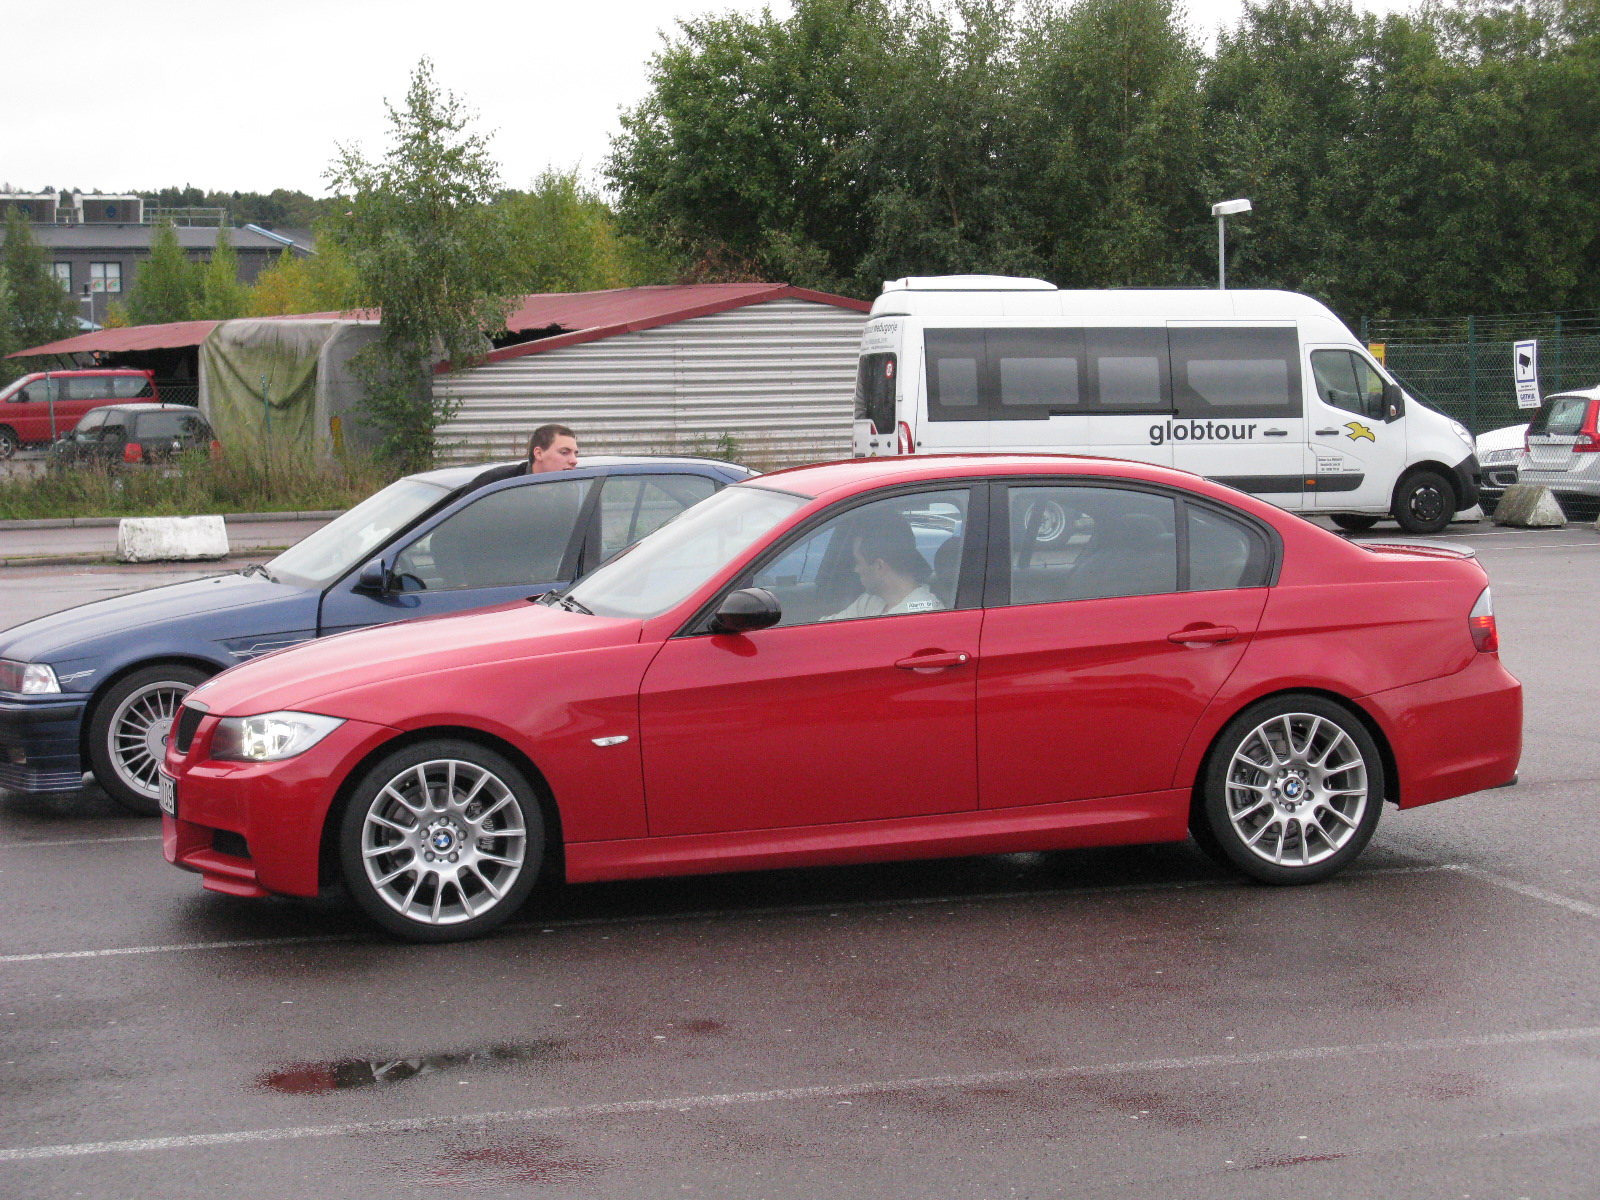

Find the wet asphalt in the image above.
[{"left": 1, "top": 522, "right": 1597, "bottom": 1198}]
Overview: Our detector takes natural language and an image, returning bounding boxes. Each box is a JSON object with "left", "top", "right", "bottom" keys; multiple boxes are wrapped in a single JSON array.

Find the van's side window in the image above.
[
  {"left": 926, "top": 331, "right": 986, "bottom": 421},
  {"left": 925, "top": 328, "right": 1168, "bottom": 421},
  {"left": 1088, "top": 329, "right": 1170, "bottom": 411},
  {"left": 1170, "top": 327, "right": 1301, "bottom": 420},
  {"left": 1311, "top": 350, "right": 1383, "bottom": 418},
  {"left": 992, "top": 329, "right": 1084, "bottom": 419}
]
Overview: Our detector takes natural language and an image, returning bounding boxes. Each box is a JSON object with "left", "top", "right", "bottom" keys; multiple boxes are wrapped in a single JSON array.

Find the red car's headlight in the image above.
[{"left": 210, "top": 712, "right": 345, "bottom": 762}]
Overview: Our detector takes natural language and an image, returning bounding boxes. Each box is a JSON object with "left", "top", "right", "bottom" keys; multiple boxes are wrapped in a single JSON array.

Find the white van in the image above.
[{"left": 851, "top": 276, "right": 1481, "bottom": 535}]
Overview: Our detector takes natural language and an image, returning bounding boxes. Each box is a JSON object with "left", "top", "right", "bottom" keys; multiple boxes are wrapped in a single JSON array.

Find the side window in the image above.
[
  {"left": 17, "top": 379, "right": 56, "bottom": 404},
  {"left": 1004, "top": 485, "right": 1177, "bottom": 605},
  {"left": 71, "top": 409, "right": 107, "bottom": 440},
  {"left": 1087, "top": 328, "right": 1170, "bottom": 411},
  {"left": 98, "top": 420, "right": 128, "bottom": 444},
  {"left": 1188, "top": 505, "right": 1270, "bottom": 591},
  {"left": 597, "top": 474, "right": 717, "bottom": 561},
  {"left": 853, "top": 353, "right": 898, "bottom": 434},
  {"left": 65, "top": 377, "right": 117, "bottom": 401},
  {"left": 391, "top": 478, "right": 592, "bottom": 592},
  {"left": 745, "top": 489, "right": 971, "bottom": 626},
  {"left": 991, "top": 329, "right": 1084, "bottom": 419},
  {"left": 1171, "top": 327, "right": 1301, "bottom": 419},
  {"left": 1311, "top": 350, "right": 1363, "bottom": 415},
  {"left": 925, "top": 331, "right": 985, "bottom": 422},
  {"left": 111, "top": 376, "right": 153, "bottom": 399}
]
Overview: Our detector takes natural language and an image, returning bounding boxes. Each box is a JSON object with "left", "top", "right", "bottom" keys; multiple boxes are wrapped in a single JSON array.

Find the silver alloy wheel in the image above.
[
  {"left": 107, "top": 680, "right": 194, "bottom": 799},
  {"left": 1224, "top": 712, "right": 1369, "bottom": 868},
  {"left": 360, "top": 758, "right": 528, "bottom": 927}
]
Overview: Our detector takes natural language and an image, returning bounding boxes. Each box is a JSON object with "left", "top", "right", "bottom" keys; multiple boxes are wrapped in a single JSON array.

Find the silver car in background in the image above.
[
  {"left": 1474, "top": 421, "right": 1529, "bottom": 511},
  {"left": 1519, "top": 386, "right": 1600, "bottom": 519}
]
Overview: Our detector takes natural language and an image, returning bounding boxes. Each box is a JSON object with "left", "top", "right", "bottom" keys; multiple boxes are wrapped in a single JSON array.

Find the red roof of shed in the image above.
[{"left": 9, "top": 284, "right": 869, "bottom": 362}]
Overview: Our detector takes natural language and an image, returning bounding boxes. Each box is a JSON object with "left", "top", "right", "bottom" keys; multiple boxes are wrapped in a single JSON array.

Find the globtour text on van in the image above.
[{"left": 1148, "top": 420, "right": 1261, "bottom": 446}]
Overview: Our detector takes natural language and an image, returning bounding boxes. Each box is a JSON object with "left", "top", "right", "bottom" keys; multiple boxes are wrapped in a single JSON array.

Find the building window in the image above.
[
  {"left": 90, "top": 262, "right": 122, "bottom": 293},
  {"left": 52, "top": 262, "right": 72, "bottom": 291}
]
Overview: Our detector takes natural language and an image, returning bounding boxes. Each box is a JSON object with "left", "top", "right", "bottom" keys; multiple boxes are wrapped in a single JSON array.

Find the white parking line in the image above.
[
  {"left": 0, "top": 864, "right": 1448, "bottom": 965},
  {"left": 2, "top": 1024, "right": 1596, "bottom": 1162},
  {"left": 1445, "top": 864, "right": 1600, "bottom": 920},
  {"left": 0, "top": 834, "right": 161, "bottom": 850}
]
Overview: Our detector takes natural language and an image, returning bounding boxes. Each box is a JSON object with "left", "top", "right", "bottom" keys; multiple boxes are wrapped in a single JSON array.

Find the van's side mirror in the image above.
[
  {"left": 709, "top": 587, "right": 782, "bottom": 634},
  {"left": 355, "top": 559, "right": 391, "bottom": 594},
  {"left": 1380, "top": 381, "right": 1404, "bottom": 423}
]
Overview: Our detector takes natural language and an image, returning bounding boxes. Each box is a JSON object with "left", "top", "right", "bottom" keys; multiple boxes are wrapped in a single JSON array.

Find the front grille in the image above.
[{"left": 174, "top": 704, "right": 204, "bottom": 754}]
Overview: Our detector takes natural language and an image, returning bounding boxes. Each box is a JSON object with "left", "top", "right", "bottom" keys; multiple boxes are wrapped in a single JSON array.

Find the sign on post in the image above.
[{"left": 1514, "top": 339, "right": 1541, "bottom": 410}]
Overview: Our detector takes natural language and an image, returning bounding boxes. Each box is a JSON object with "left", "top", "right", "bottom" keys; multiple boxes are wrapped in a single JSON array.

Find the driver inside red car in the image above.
[{"left": 826, "top": 516, "right": 943, "bottom": 621}]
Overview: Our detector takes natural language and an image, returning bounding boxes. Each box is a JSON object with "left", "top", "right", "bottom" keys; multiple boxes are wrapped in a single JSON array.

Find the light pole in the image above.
[{"left": 1211, "top": 198, "right": 1252, "bottom": 289}]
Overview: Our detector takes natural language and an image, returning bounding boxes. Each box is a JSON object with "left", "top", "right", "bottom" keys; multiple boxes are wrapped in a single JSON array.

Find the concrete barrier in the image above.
[
  {"left": 116, "top": 515, "right": 231, "bottom": 563},
  {"left": 1491, "top": 484, "right": 1567, "bottom": 528}
]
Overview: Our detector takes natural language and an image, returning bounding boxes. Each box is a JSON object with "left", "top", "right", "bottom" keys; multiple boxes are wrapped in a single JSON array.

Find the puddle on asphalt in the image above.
[{"left": 257, "top": 1039, "right": 563, "bottom": 1095}]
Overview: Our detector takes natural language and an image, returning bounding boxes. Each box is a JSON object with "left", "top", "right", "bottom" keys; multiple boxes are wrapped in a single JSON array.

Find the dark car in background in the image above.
[
  {"left": 0, "top": 455, "right": 754, "bottom": 814},
  {"left": 0, "top": 369, "right": 159, "bottom": 458},
  {"left": 50, "top": 403, "right": 216, "bottom": 466}
]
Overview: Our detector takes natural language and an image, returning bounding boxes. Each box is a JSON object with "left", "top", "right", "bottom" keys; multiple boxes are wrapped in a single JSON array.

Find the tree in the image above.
[
  {"left": 501, "top": 170, "right": 635, "bottom": 292},
  {"left": 1, "top": 207, "right": 80, "bottom": 376},
  {"left": 247, "top": 234, "right": 362, "bottom": 316},
  {"left": 124, "top": 219, "right": 200, "bottom": 325},
  {"left": 192, "top": 225, "right": 251, "bottom": 319},
  {"left": 326, "top": 57, "right": 518, "bottom": 468}
]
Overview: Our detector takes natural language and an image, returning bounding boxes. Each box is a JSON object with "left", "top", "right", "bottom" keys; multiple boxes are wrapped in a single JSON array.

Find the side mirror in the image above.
[
  {"left": 1380, "top": 381, "right": 1404, "bottom": 423},
  {"left": 355, "top": 558, "right": 391, "bottom": 594},
  {"left": 709, "top": 587, "right": 782, "bottom": 634}
]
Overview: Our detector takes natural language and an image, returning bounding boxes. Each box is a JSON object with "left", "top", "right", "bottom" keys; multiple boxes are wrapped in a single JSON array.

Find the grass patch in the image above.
[{"left": 0, "top": 446, "right": 400, "bottom": 521}]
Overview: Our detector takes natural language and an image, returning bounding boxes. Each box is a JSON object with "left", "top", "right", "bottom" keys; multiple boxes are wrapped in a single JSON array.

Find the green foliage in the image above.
[
  {"left": 192, "top": 225, "right": 252, "bottom": 319},
  {"left": 247, "top": 234, "right": 362, "bottom": 316},
  {"left": 609, "top": 0, "right": 1600, "bottom": 317},
  {"left": 124, "top": 220, "right": 201, "bottom": 325},
  {"left": 326, "top": 57, "right": 519, "bottom": 470},
  {"left": 1, "top": 207, "right": 80, "bottom": 377},
  {"left": 0, "top": 445, "right": 398, "bottom": 521},
  {"left": 501, "top": 170, "right": 638, "bottom": 292},
  {"left": 140, "top": 185, "right": 332, "bottom": 229}
]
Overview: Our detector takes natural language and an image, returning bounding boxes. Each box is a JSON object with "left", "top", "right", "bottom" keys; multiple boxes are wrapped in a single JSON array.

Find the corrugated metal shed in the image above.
[
  {"left": 437, "top": 297, "right": 870, "bottom": 468},
  {"left": 9, "top": 311, "right": 360, "bottom": 358}
]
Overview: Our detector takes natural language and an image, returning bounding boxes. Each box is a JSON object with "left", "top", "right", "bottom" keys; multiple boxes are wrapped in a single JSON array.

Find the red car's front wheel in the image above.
[{"left": 340, "top": 740, "right": 545, "bottom": 942}]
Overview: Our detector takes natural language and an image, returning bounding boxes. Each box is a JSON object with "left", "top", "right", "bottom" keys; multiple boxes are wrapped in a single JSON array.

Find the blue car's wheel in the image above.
[{"left": 87, "top": 664, "right": 209, "bottom": 815}]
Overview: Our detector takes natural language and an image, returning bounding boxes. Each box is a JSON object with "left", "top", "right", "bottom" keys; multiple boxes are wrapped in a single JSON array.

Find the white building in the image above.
[{"left": 433, "top": 283, "right": 871, "bottom": 468}]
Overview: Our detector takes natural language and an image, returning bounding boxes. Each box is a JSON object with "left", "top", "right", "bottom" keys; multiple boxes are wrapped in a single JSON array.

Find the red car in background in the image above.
[
  {"left": 162, "top": 455, "right": 1522, "bottom": 942},
  {"left": 0, "top": 369, "right": 159, "bottom": 457}
]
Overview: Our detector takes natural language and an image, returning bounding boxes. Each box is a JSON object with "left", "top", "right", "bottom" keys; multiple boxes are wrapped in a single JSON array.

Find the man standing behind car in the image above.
[{"left": 528, "top": 423, "right": 578, "bottom": 472}]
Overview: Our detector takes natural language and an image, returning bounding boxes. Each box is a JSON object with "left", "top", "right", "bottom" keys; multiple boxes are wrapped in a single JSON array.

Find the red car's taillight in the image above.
[
  {"left": 1469, "top": 587, "right": 1498, "bottom": 653},
  {"left": 123, "top": 442, "right": 143, "bottom": 464},
  {"left": 897, "top": 421, "right": 914, "bottom": 455},
  {"left": 209, "top": 439, "right": 222, "bottom": 459}
]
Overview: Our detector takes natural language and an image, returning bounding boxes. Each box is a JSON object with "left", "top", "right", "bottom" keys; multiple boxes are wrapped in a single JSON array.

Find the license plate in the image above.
[{"left": 158, "top": 771, "right": 177, "bottom": 817}]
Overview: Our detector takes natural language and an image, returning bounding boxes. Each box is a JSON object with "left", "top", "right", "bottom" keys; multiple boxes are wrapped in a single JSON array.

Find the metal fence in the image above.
[{"left": 1361, "top": 311, "right": 1600, "bottom": 435}]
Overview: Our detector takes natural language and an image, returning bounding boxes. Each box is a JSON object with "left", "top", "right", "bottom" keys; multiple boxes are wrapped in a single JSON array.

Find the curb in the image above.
[
  {"left": 0, "top": 510, "right": 343, "bottom": 531},
  {"left": 0, "top": 547, "right": 294, "bottom": 570}
]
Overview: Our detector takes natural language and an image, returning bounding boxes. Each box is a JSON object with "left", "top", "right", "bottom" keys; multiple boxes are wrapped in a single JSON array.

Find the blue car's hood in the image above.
[{"left": 0, "top": 572, "right": 318, "bottom": 667}]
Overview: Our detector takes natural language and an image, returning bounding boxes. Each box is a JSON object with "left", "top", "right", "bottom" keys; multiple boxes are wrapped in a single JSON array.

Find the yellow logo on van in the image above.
[{"left": 1344, "top": 421, "right": 1376, "bottom": 443}]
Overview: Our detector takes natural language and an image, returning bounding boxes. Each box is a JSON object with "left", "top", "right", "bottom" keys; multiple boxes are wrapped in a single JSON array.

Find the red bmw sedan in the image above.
[{"left": 162, "top": 456, "right": 1521, "bottom": 942}]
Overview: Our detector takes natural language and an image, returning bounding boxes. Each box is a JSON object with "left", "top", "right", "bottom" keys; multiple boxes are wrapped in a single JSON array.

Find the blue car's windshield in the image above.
[{"left": 269, "top": 478, "right": 449, "bottom": 588}]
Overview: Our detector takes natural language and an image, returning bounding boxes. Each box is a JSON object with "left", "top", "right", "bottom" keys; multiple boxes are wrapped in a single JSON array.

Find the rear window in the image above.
[
  {"left": 1528, "top": 395, "right": 1594, "bottom": 436},
  {"left": 135, "top": 411, "right": 207, "bottom": 440},
  {"left": 853, "top": 352, "right": 898, "bottom": 433}
]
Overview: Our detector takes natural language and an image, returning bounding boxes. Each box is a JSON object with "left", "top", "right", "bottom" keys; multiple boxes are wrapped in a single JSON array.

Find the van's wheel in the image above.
[
  {"left": 0, "top": 426, "right": 18, "bottom": 460},
  {"left": 1330, "top": 514, "right": 1380, "bottom": 533},
  {"left": 87, "top": 663, "right": 209, "bottom": 815},
  {"left": 1392, "top": 470, "right": 1455, "bottom": 535},
  {"left": 1191, "top": 694, "right": 1384, "bottom": 885},
  {"left": 340, "top": 740, "right": 545, "bottom": 943}
]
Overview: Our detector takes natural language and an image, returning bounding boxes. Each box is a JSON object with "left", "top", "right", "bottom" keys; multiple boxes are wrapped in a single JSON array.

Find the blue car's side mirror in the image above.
[{"left": 355, "top": 559, "right": 391, "bottom": 594}]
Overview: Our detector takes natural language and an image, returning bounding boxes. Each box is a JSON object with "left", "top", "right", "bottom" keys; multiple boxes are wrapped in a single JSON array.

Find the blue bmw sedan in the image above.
[{"left": 0, "top": 456, "right": 753, "bottom": 813}]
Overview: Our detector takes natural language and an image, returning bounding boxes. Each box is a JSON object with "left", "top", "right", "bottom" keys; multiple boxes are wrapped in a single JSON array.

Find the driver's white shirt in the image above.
[{"left": 825, "top": 586, "right": 942, "bottom": 621}]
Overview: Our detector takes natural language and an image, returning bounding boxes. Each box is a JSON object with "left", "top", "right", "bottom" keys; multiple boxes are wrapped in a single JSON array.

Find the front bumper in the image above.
[
  {"left": 163, "top": 714, "right": 398, "bottom": 898},
  {"left": 0, "top": 695, "right": 88, "bottom": 793},
  {"left": 1450, "top": 453, "right": 1482, "bottom": 512}
]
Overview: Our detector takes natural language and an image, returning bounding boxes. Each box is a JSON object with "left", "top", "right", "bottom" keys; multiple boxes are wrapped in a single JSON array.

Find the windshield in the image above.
[
  {"left": 561, "top": 485, "right": 807, "bottom": 619},
  {"left": 269, "top": 478, "right": 449, "bottom": 588}
]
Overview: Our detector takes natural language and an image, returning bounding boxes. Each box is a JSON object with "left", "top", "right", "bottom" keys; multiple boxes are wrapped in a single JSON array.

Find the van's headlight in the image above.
[
  {"left": 0, "top": 660, "right": 60, "bottom": 695},
  {"left": 1450, "top": 420, "right": 1473, "bottom": 443},
  {"left": 210, "top": 712, "right": 345, "bottom": 762}
]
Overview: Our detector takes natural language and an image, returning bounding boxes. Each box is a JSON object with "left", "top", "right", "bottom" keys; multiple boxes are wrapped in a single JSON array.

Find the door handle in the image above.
[
  {"left": 1262, "top": 429, "right": 1289, "bottom": 437},
  {"left": 1167, "top": 625, "right": 1238, "bottom": 646},
  {"left": 1316, "top": 428, "right": 1340, "bottom": 436},
  {"left": 894, "top": 651, "right": 972, "bottom": 670}
]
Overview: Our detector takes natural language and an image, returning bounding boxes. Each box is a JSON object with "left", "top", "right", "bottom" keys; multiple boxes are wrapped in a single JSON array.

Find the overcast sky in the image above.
[{"left": 6, "top": 0, "right": 1414, "bottom": 200}]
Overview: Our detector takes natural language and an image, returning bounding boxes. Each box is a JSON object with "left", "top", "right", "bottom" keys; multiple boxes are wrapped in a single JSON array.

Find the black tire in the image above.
[
  {"left": 1392, "top": 469, "right": 1455, "bottom": 535},
  {"left": 1330, "top": 514, "right": 1380, "bottom": 533},
  {"left": 86, "top": 663, "right": 210, "bottom": 815},
  {"left": 339, "top": 739, "right": 546, "bottom": 943},
  {"left": 1191, "top": 694, "right": 1384, "bottom": 885},
  {"left": 0, "top": 426, "right": 18, "bottom": 460}
]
